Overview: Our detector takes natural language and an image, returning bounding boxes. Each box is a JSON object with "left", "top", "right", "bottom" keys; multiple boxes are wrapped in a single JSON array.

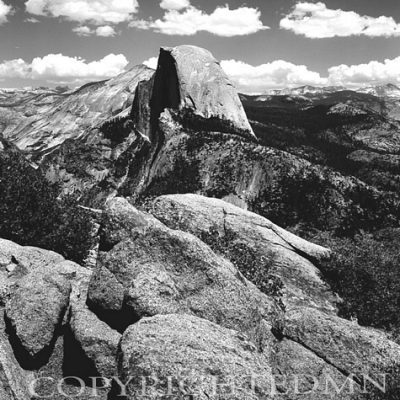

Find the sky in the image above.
[{"left": 1, "top": 0, "right": 400, "bottom": 93}]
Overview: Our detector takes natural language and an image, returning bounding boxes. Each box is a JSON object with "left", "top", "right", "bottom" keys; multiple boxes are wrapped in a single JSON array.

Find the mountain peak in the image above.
[{"left": 131, "top": 45, "right": 256, "bottom": 141}]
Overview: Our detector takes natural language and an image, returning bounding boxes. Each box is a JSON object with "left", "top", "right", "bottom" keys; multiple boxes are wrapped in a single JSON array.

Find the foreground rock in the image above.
[
  {"left": 118, "top": 314, "right": 272, "bottom": 400},
  {"left": 282, "top": 307, "right": 400, "bottom": 382},
  {"left": 87, "top": 197, "right": 279, "bottom": 347},
  {"left": 0, "top": 311, "right": 34, "bottom": 400},
  {"left": 148, "top": 194, "right": 336, "bottom": 313},
  {"left": 5, "top": 264, "right": 72, "bottom": 363},
  {"left": 70, "top": 305, "right": 120, "bottom": 378}
]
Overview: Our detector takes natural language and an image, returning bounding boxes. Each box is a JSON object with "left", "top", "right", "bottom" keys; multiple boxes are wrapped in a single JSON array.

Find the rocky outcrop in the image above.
[
  {"left": 87, "top": 197, "right": 279, "bottom": 345},
  {"left": 118, "top": 314, "right": 272, "bottom": 400},
  {"left": 2, "top": 190, "right": 400, "bottom": 399},
  {"left": 0, "top": 239, "right": 115, "bottom": 397},
  {"left": 148, "top": 193, "right": 337, "bottom": 313}
]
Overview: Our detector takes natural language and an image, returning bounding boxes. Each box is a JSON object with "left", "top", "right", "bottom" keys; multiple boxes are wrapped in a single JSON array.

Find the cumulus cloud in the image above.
[
  {"left": 95, "top": 26, "right": 117, "bottom": 37},
  {"left": 0, "top": 59, "right": 30, "bottom": 79},
  {"left": 142, "top": 57, "right": 158, "bottom": 69},
  {"left": 25, "top": 0, "right": 138, "bottom": 25},
  {"left": 0, "top": 0, "right": 12, "bottom": 25},
  {"left": 73, "top": 25, "right": 117, "bottom": 37},
  {"left": 280, "top": 2, "right": 400, "bottom": 38},
  {"left": 215, "top": 56, "right": 400, "bottom": 93},
  {"left": 328, "top": 57, "right": 400, "bottom": 87},
  {"left": 220, "top": 59, "right": 327, "bottom": 93},
  {"left": 72, "top": 26, "right": 93, "bottom": 36},
  {"left": 0, "top": 53, "right": 128, "bottom": 83},
  {"left": 160, "top": 0, "right": 190, "bottom": 11},
  {"left": 130, "top": 4, "right": 268, "bottom": 36}
]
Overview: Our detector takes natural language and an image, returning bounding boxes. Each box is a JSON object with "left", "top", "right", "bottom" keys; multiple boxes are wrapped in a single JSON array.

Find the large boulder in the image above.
[
  {"left": 133, "top": 45, "right": 255, "bottom": 141},
  {"left": 118, "top": 314, "right": 272, "bottom": 400},
  {"left": 4, "top": 263, "right": 73, "bottom": 364},
  {"left": 87, "top": 197, "right": 279, "bottom": 347},
  {"left": 148, "top": 194, "right": 337, "bottom": 313},
  {"left": 0, "top": 239, "right": 91, "bottom": 367}
]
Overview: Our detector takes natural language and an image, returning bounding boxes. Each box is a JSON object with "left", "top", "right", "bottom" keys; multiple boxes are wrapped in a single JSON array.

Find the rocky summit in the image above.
[{"left": 0, "top": 45, "right": 400, "bottom": 399}]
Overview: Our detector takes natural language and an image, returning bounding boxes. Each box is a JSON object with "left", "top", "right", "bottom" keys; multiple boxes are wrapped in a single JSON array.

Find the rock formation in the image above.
[{"left": 132, "top": 46, "right": 255, "bottom": 141}]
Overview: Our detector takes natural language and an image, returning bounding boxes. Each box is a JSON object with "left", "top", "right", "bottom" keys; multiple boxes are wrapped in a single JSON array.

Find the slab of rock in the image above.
[
  {"left": 148, "top": 194, "right": 337, "bottom": 313},
  {"left": 272, "top": 338, "right": 358, "bottom": 400},
  {"left": 4, "top": 264, "right": 73, "bottom": 362},
  {"left": 88, "top": 197, "right": 279, "bottom": 346},
  {"left": 133, "top": 45, "right": 255, "bottom": 140},
  {"left": 118, "top": 314, "right": 272, "bottom": 400},
  {"left": 282, "top": 307, "right": 400, "bottom": 383},
  {"left": 0, "top": 311, "right": 34, "bottom": 400},
  {"left": 70, "top": 305, "right": 120, "bottom": 379}
]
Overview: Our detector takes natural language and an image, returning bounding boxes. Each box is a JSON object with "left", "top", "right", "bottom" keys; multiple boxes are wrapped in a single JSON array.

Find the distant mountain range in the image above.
[{"left": 263, "top": 83, "right": 400, "bottom": 99}]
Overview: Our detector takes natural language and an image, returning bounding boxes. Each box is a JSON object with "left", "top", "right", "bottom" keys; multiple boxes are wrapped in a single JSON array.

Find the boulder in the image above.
[
  {"left": 132, "top": 45, "right": 255, "bottom": 140},
  {"left": 0, "top": 240, "right": 91, "bottom": 366},
  {"left": 70, "top": 305, "right": 120, "bottom": 379},
  {"left": 148, "top": 194, "right": 337, "bottom": 313},
  {"left": 87, "top": 197, "right": 279, "bottom": 346},
  {"left": 5, "top": 264, "right": 73, "bottom": 363},
  {"left": 118, "top": 314, "right": 272, "bottom": 400}
]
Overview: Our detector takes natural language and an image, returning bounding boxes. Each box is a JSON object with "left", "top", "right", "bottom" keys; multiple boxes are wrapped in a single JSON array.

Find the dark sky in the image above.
[{"left": 1, "top": 0, "right": 400, "bottom": 92}]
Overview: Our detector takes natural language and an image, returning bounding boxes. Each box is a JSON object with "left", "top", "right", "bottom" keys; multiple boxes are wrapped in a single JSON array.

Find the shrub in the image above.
[
  {"left": 312, "top": 229, "right": 400, "bottom": 332},
  {"left": 199, "top": 227, "right": 284, "bottom": 304},
  {"left": 0, "top": 150, "right": 93, "bottom": 264},
  {"left": 100, "top": 117, "right": 133, "bottom": 145}
]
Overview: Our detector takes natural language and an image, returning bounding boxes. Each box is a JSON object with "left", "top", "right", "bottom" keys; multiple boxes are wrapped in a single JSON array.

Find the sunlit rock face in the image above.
[{"left": 132, "top": 45, "right": 256, "bottom": 141}]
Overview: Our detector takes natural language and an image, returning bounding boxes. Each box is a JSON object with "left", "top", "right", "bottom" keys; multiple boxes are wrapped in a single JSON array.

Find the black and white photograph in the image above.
[{"left": 1, "top": 0, "right": 400, "bottom": 398}]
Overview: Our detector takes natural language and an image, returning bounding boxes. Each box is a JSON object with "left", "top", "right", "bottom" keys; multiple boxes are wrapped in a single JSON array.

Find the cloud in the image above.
[
  {"left": 220, "top": 59, "right": 327, "bottom": 93},
  {"left": 0, "top": 53, "right": 128, "bottom": 83},
  {"left": 72, "top": 26, "right": 93, "bottom": 36},
  {"left": 25, "top": 17, "right": 40, "bottom": 23},
  {"left": 217, "top": 56, "right": 400, "bottom": 93},
  {"left": 130, "top": 4, "right": 268, "bottom": 36},
  {"left": 25, "top": 0, "right": 138, "bottom": 25},
  {"left": 280, "top": 2, "right": 400, "bottom": 38},
  {"left": 328, "top": 57, "right": 400, "bottom": 87},
  {"left": 73, "top": 25, "right": 117, "bottom": 37},
  {"left": 0, "top": 59, "right": 30, "bottom": 79},
  {"left": 142, "top": 57, "right": 158, "bottom": 69},
  {"left": 95, "top": 26, "right": 117, "bottom": 37},
  {"left": 160, "top": 0, "right": 190, "bottom": 11},
  {"left": 0, "top": 0, "right": 12, "bottom": 25}
]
